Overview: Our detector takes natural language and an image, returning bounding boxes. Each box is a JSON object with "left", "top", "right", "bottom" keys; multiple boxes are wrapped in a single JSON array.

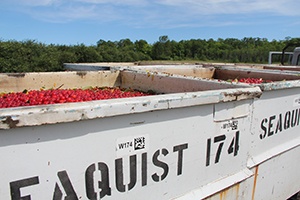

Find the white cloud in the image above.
[
  {"left": 28, "top": 5, "right": 100, "bottom": 23},
  {"left": 5, "top": 0, "right": 300, "bottom": 15},
  {"left": 2, "top": 0, "right": 299, "bottom": 27},
  {"left": 6, "top": 0, "right": 60, "bottom": 6},
  {"left": 75, "top": 0, "right": 148, "bottom": 6},
  {"left": 155, "top": 0, "right": 300, "bottom": 16},
  {"left": 8, "top": 0, "right": 148, "bottom": 7}
]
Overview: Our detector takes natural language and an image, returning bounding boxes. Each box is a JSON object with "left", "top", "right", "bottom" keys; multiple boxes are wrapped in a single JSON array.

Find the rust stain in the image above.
[
  {"left": 3, "top": 116, "right": 19, "bottom": 128},
  {"left": 7, "top": 73, "right": 25, "bottom": 78},
  {"left": 218, "top": 183, "right": 240, "bottom": 200},
  {"left": 235, "top": 183, "right": 240, "bottom": 199},
  {"left": 76, "top": 71, "right": 87, "bottom": 78},
  {"left": 151, "top": 74, "right": 155, "bottom": 81},
  {"left": 219, "top": 187, "right": 229, "bottom": 200},
  {"left": 130, "top": 120, "right": 145, "bottom": 125},
  {"left": 223, "top": 91, "right": 262, "bottom": 100},
  {"left": 251, "top": 166, "right": 259, "bottom": 200}
]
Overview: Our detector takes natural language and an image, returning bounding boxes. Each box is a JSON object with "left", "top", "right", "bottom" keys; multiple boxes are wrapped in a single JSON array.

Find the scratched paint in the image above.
[{"left": 1, "top": 66, "right": 300, "bottom": 199}]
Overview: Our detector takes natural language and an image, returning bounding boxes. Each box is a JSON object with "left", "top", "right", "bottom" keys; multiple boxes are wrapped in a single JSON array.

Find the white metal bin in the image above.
[
  {"left": 0, "top": 70, "right": 261, "bottom": 200},
  {"left": 124, "top": 65, "right": 300, "bottom": 200}
]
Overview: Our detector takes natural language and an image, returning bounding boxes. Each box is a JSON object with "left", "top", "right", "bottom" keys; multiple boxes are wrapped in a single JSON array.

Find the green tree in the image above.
[
  {"left": 0, "top": 37, "right": 298, "bottom": 73},
  {"left": 151, "top": 35, "right": 172, "bottom": 60}
]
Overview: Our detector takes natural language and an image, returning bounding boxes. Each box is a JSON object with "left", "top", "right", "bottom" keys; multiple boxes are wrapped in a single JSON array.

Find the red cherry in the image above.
[{"left": 0, "top": 87, "right": 151, "bottom": 108}]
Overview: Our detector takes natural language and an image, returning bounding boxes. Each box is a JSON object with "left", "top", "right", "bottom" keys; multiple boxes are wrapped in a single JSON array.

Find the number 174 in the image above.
[{"left": 205, "top": 131, "right": 240, "bottom": 166}]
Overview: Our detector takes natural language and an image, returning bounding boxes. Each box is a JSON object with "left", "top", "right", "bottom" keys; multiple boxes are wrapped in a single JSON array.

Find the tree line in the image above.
[{"left": 0, "top": 36, "right": 298, "bottom": 73}]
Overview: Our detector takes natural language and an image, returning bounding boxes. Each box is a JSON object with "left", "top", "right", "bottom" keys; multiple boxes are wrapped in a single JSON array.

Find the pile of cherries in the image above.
[
  {"left": 230, "top": 77, "right": 272, "bottom": 84},
  {"left": 0, "top": 87, "right": 150, "bottom": 109}
]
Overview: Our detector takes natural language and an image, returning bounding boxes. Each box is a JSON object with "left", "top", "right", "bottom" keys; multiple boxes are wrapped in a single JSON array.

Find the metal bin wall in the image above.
[
  {"left": 0, "top": 70, "right": 261, "bottom": 200},
  {"left": 126, "top": 65, "right": 300, "bottom": 200}
]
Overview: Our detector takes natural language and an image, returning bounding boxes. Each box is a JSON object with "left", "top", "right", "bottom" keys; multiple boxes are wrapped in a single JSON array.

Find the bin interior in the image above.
[
  {"left": 130, "top": 65, "right": 300, "bottom": 82},
  {"left": 262, "top": 65, "right": 300, "bottom": 72},
  {"left": 125, "top": 65, "right": 215, "bottom": 79},
  {"left": 202, "top": 63, "right": 300, "bottom": 73},
  {"left": 212, "top": 67, "right": 300, "bottom": 81},
  {"left": 0, "top": 69, "right": 247, "bottom": 94}
]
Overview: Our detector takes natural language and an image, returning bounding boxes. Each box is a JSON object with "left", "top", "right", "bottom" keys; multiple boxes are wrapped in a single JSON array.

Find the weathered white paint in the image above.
[
  {"left": 0, "top": 71, "right": 121, "bottom": 93},
  {"left": 0, "top": 98, "right": 256, "bottom": 199},
  {"left": 1, "top": 67, "right": 300, "bottom": 200},
  {"left": 124, "top": 65, "right": 300, "bottom": 200},
  {"left": 0, "top": 70, "right": 259, "bottom": 129}
]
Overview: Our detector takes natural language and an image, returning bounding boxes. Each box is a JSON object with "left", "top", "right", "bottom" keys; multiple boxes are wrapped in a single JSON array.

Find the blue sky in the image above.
[{"left": 0, "top": 0, "right": 299, "bottom": 45}]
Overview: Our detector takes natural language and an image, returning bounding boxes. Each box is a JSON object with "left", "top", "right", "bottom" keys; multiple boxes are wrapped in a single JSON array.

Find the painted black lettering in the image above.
[
  {"left": 53, "top": 170, "right": 78, "bottom": 200},
  {"left": 152, "top": 149, "right": 169, "bottom": 182},
  {"left": 297, "top": 108, "right": 300, "bottom": 126},
  {"left": 206, "top": 138, "right": 211, "bottom": 166},
  {"left": 128, "top": 155, "right": 137, "bottom": 190},
  {"left": 97, "top": 162, "right": 111, "bottom": 198},
  {"left": 85, "top": 164, "right": 97, "bottom": 200},
  {"left": 284, "top": 111, "right": 291, "bottom": 129},
  {"left": 214, "top": 135, "right": 226, "bottom": 163},
  {"left": 275, "top": 114, "right": 282, "bottom": 134},
  {"left": 291, "top": 109, "right": 298, "bottom": 127},
  {"left": 261, "top": 108, "right": 300, "bottom": 139},
  {"left": 268, "top": 115, "right": 276, "bottom": 136},
  {"left": 115, "top": 158, "right": 125, "bottom": 192},
  {"left": 10, "top": 176, "right": 39, "bottom": 200},
  {"left": 85, "top": 163, "right": 111, "bottom": 200},
  {"left": 115, "top": 155, "right": 137, "bottom": 192},
  {"left": 228, "top": 131, "right": 240, "bottom": 156},
  {"left": 141, "top": 153, "right": 147, "bottom": 186},
  {"left": 260, "top": 118, "right": 268, "bottom": 139},
  {"left": 234, "top": 131, "right": 240, "bottom": 156},
  {"left": 173, "top": 143, "right": 188, "bottom": 175},
  {"left": 53, "top": 183, "right": 62, "bottom": 200}
]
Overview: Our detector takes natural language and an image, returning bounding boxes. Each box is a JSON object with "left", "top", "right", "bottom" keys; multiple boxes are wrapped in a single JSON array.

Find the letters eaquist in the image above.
[{"left": 9, "top": 143, "right": 188, "bottom": 200}]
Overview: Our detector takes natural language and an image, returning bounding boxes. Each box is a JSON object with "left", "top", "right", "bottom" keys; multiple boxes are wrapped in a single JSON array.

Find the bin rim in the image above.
[{"left": 0, "top": 86, "right": 261, "bottom": 129}]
